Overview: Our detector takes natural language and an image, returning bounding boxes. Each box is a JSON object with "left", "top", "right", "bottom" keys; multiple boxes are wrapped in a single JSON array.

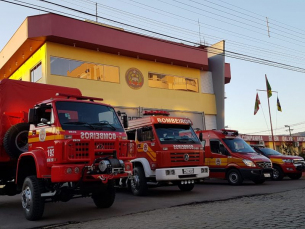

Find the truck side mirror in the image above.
[
  {"left": 199, "top": 132, "right": 203, "bottom": 141},
  {"left": 137, "top": 129, "right": 143, "bottom": 141},
  {"left": 28, "top": 108, "right": 38, "bottom": 124},
  {"left": 122, "top": 115, "right": 128, "bottom": 128}
]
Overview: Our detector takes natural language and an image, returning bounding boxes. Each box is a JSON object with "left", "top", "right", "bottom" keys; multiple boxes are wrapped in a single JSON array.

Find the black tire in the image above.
[
  {"left": 178, "top": 183, "right": 195, "bottom": 191},
  {"left": 272, "top": 165, "right": 284, "bottom": 181},
  {"left": 92, "top": 180, "right": 116, "bottom": 208},
  {"left": 227, "top": 169, "right": 243, "bottom": 185},
  {"left": 21, "top": 176, "right": 45, "bottom": 221},
  {"left": 3, "top": 123, "right": 29, "bottom": 159},
  {"left": 130, "top": 166, "right": 148, "bottom": 196},
  {"left": 253, "top": 178, "right": 265, "bottom": 184},
  {"left": 288, "top": 173, "right": 302, "bottom": 180}
]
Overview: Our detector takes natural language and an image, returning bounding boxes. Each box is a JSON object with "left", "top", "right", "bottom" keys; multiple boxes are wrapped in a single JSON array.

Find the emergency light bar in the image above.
[
  {"left": 143, "top": 110, "right": 170, "bottom": 116},
  {"left": 221, "top": 129, "right": 239, "bottom": 136},
  {"left": 56, "top": 93, "right": 103, "bottom": 101}
]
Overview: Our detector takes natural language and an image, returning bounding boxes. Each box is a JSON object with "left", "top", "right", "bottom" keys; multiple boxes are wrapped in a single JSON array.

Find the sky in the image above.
[{"left": 1, "top": 0, "right": 305, "bottom": 136}]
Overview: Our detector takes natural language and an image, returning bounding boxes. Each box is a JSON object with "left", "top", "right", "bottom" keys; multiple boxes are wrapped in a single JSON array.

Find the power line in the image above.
[{"left": 2, "top": 0, "right": 305, "bottom": 73}]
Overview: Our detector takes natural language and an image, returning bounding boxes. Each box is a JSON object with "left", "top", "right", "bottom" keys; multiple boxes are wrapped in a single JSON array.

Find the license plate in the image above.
[
  {"left": 264, "top": 173, "right": 271, "bottom": 178},
  {"left": 183, "top": 168, "right": 194, "bottom": 174}
]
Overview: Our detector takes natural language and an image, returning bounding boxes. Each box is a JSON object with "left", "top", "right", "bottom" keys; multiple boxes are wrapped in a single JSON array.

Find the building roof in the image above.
[{"left": 0, "top": 13, "right": 230, "bottom": 83}]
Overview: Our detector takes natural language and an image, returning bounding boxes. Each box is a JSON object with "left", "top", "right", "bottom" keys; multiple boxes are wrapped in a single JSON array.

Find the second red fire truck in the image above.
[{"left": 125, "top": 111, "right": 209, "bottom": 196}]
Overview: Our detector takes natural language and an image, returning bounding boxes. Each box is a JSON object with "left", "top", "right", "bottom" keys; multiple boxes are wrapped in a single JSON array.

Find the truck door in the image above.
[
  {"left": 208, "top": 139, "right": 228, "bottom": 179},
  {"left": 136, "top": 126, "right": 156, "bottom": 163}
]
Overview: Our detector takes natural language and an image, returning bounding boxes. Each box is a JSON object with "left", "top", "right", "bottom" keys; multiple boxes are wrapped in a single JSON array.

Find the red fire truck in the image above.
[
  {"left": 196, "top": 129, "right": 273, "bottom": 185},
  {"left": 0, "top": 79, "right": 136, "bottom": 220},
  {"left": 125, "top": 111, "right": 209, "bottom": 196}
]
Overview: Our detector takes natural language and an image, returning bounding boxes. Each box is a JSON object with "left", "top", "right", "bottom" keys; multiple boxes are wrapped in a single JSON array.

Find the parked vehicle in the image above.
[
  {"left": 196, "top": 129, "right": 273, "bottom": 185},
  {"left": 0, "top": 79, "right": 136, "bottom": 220},
  {"left": 124, "top": 110, "right": 209, "bottom": 196},
  {"left": 252, "top": 145, "right": 305, "bottom": 180}
]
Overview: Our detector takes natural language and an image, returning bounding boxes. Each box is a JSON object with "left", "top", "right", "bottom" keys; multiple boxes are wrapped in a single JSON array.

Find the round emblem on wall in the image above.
[
  {"left": 125, "top": 68, "right": 144, "bottom": 90},
  {"left": 39, "top": 128, "right": 46, "bottom": 142}
]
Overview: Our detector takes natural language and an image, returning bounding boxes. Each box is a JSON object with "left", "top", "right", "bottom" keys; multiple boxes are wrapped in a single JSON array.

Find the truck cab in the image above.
[
  {"left": 197, "top": 129, "right": 273, "bottom": 185},
  {"left": 125, "top": 111, "right": 209, "bottom": 196},
  {"left": 252, "top": 145, "right": 305, "bottom": 180},
  {"left": 0, "top": 79, "right": 136, "bottom": 221}
]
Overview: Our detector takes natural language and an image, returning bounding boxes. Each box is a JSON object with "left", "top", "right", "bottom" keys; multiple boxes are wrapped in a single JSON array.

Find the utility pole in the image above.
[{"left": 284, "top": 125, "right": 293, "bottom": 136}]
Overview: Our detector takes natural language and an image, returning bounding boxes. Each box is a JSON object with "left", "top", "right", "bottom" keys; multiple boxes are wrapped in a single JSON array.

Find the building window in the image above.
[
  {"left": 50, "top": 56, "right": 120, "bottom": 83},
  {"left": 148, "top": 72, "right": 198, "bottom": 92},
  {"left": 31, "top": 62, "right": 42, "bottom": 82}
]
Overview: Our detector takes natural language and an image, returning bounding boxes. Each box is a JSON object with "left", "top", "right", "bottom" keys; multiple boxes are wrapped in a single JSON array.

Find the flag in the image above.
[
  {"left": 277, "top": 96, "right": 282, "bottom": 112},
  {"left": 254, "top": 93, "right": 261, "bottom": 115},
  {"left": 265, "top": 74, "right": 272, "bottom": 98}
]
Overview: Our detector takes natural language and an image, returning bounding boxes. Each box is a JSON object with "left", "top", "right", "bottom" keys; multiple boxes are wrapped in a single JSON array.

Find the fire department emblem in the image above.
[
  {"left": 143, "top": 143, "right": 148, "bottom": 152},
  {"left": 125, "top": 68, "right": 144, "bottom": 90},
  {"left": 39, "top": 128, "right": 46, "bottom": 142},
  {"left": 216, "top": 158, "right": 221, "bottom": 165},
  {"left": 184, "top": 154, "right": 190, "bottom": 161}
]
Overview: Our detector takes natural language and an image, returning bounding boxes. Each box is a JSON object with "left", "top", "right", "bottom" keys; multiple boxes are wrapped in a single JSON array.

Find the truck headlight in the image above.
[
  {"left": 99, "top": 160, "right": 110, "bottom": 172},
  {"left": 243, "top": 159, "right": 256, "bottom": 167},
  {"left": 282, "top": 159, "right": 293, "bottom": 163}
]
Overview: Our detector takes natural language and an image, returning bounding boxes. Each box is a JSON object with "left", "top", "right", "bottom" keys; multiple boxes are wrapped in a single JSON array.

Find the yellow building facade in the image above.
[{"left": 1, "top": 13, "right": 231, "bottom": 130}]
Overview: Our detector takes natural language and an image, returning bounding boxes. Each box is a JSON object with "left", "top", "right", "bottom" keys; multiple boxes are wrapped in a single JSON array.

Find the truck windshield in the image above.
[
  {"left": 56, "top": 101, "right": 124, "bottom": 132},
  {"left": 155, "top": 124, "right": 200, "bottom": 144},
  {"left": 259, "top": 148, "right": 282, "bottom": 156},
  {"left": 222, "top": 138, "right": 256, "bottom": 153}
]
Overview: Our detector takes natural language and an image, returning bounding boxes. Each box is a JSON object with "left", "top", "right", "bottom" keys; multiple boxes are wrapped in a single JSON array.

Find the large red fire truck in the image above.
[
  {"left": 125, "top": 111, "right": 209, "bottom": 196},
  {"left": 0, "top": 79, "right": 136, "bottom": 220},
  {"left": 196, "top": 129, "right": 273, "bottom": 185}
]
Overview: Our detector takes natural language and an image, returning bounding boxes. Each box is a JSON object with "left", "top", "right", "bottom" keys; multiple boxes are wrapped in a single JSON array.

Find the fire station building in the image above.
[{"left": 0, "top": 13, "right": 231, "bottom": 130}]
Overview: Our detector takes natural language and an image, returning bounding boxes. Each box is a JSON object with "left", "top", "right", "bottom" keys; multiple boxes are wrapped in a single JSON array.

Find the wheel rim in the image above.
[
  {"left": 273, "top": 169, "right": 279, "bottom": 179},
  {"left": 21, "top": 186, "right": 32, "bottom": 211},
  {"left": 15, "top": 130, "right": 28, "bottom": 152},
  {"left": 131, "top": 172, "right": 140, "bottom": 190},
  {"left": 229, "top": 172, "right": 239, "bottom": 183}
]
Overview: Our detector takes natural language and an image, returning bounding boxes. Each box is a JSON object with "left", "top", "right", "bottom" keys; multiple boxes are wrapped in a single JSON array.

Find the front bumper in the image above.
[
  {"left": 50, "top": 164, "right": 132, "bottom": 183},
  {"left": 295, "top": 163, "right": 305, "bottom": 172},
  {"left": 155, "top": 166, "right": 209, "bottom": 181},
  {"left": 239, "top": 168, "right": 273, "bottom": 180}
]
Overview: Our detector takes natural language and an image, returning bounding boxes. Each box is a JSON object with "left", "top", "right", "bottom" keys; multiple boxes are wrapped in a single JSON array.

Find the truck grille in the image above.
[
  {"left": 71, "top": 142, "right": 89, "bottom": 159},
  {"left": 170, "top": 152, "right": 200, "bottom": 163},
  {"left": 293, "top": 159, "right": 305, "bottom": 165},
  {"left": 66, "top": 140, "right": 136, "bottom": 162},
  {"left": 256, "top": 162, "right": 272, "bottom": 169}
]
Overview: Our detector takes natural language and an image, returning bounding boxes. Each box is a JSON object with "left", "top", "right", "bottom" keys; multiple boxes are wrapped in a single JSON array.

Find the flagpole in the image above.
[{"left": 265, "top": 75, "right": 275, "bottom": 150}]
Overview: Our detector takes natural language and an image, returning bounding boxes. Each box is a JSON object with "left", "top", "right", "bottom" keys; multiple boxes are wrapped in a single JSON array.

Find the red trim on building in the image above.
[{"left": 0, "top": 13, "right": 212, "bottom": 79}]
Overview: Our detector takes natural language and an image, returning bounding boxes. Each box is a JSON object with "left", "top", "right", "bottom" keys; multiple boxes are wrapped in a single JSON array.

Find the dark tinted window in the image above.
[
  {"left": 56, "top": 101, "right": 124, "bottom": 132},
  {"left": 155, "top": 124, "right": 200, "bottom": 144},
  {"left": 259, "top": 148, "right": 282, "bottom": 156}
]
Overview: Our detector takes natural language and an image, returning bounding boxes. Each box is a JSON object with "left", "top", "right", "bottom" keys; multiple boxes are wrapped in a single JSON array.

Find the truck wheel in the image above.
[
  {"left": 21, "top": 176, "right": 45, "bottom": 221},
  {"left": 3, "top": 123, "right": 29, "bottom": 159},
  {"left": 178, "top": 183, "right": 195, "bottom": 191},
  {"left": 227, "top": 169, "right": 243, "bottom": 185},
  {"left": 130, "top": 166, "right": 148, "bottom": 196},
  {"left": 92, "top": 180, "right": 116, "bottom": 208},
  {"left": 272, "top": 165, "right": 284, "bottom": 181},
  {"left": 288, "top": 173, "right": 302, "bottom": 180}
]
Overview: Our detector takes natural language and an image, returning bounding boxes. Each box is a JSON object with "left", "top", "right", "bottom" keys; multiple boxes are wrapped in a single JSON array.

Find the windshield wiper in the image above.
[
  {"left": 91, "top": 121, "right": 116, "bottom": 130},
  {"left": 63, "top": 121, "right": 95, "bottom": 130},
  {"left": 178, "top": 138, "right": 196, "bottom": 143}
]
